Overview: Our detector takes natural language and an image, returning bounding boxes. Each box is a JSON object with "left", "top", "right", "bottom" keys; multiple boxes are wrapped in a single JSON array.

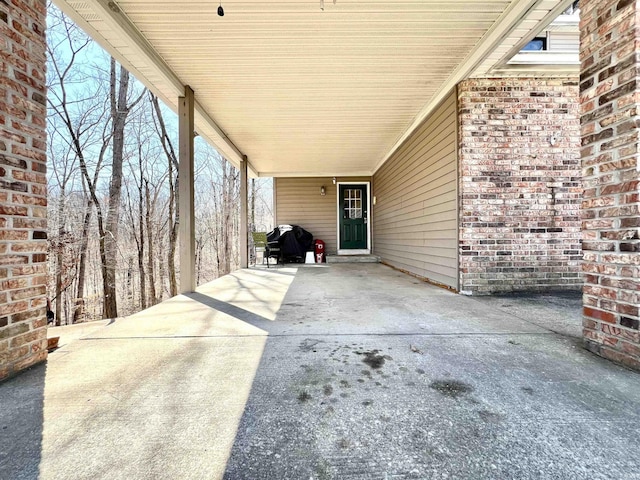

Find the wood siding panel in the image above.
[
  {"left": 373, "top": 90, "right": 458, "bottom": 289},
  {"left": 275, "top": 177, "right": 371, "bottom": 255}
]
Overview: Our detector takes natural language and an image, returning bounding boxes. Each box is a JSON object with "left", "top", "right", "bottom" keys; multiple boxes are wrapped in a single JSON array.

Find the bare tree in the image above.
[
  {"left": 47, "top": 7, "right": 109, "bottom": 324},
  {"left": 150, "top": 93, "right": 180, "bottom": 296},
  {"left": 46, "top": 4, "right": 274, "bottom": 325},
  {"left": 102, "top": 59, "right": 146, "bottom": 318},
  {"left": 194, "top": 153, "right": 240, "bottom": 279}
]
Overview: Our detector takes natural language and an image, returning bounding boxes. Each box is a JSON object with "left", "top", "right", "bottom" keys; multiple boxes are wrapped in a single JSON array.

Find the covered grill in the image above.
[{"left": 266, "top": 225, "right": 314, "bottom": 263}]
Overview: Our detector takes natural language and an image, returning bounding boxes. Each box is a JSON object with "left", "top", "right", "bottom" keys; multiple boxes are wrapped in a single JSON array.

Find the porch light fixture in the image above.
[
  {"left": 320, "top": 186, "right": 326, "bottom": 196},
  {"left": 217, "top": 0, "right": 224, "bottom": 16},
  {"left": 332, "top": 177, "right": 336, "bottom": 184}
]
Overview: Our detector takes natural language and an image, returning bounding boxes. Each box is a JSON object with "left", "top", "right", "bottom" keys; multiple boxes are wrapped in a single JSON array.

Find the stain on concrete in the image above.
[
  {"left": 355, "top": 349, "right": 390, "bottom": 369},
  {"left": 299, "top": 338, "right": 324, "bottom": 352},
  {"left": 314, "top": 459, "right": 331, "bottom": 480},
  {"left": 298, "top": 390, "right": 312, "bottom": 402},
  {"left": 323, "top": 384, "right": 333, "bottom": 396},
  {"left": 521, "top": 386, "right": 534, "bottom": 395},
  {"left": 478, "top": 409, "right": 504, "bottom": 423},
  {"left": 429, "top": 379, "right": 474, "bottom": 399}
]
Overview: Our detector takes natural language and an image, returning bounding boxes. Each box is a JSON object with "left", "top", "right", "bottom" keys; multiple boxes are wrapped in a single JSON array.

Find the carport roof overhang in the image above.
[{"left": 53, "top": 0, "right": 576, "bottom": 177}]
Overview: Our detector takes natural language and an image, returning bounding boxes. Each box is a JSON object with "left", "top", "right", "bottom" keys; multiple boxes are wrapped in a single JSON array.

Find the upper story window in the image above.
[{"left": 522, "top": 37, "right": 548, "bottom": 51}]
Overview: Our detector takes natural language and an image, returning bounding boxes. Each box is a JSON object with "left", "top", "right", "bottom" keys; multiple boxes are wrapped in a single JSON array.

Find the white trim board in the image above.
[{"left": 336, "top": 182, "right": 372, "bottom": 254}]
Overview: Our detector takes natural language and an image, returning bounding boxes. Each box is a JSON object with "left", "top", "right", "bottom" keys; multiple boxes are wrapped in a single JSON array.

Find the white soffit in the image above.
[
  {"left": 54, "top": 0, "right": 569, "bottom": 177},
  {"left": 471, "top": 0, "right": 578, "bottom": 77}
]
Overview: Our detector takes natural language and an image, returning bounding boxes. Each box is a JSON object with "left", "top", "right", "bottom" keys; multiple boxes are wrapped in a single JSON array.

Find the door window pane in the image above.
[{"left": 344, "top": 189, "right": 363, "bottom": 219}]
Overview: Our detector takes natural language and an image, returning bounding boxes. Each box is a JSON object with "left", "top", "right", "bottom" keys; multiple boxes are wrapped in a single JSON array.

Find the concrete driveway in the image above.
[{"left": 1, "top": 263, "right": 639, "bottom": 479}]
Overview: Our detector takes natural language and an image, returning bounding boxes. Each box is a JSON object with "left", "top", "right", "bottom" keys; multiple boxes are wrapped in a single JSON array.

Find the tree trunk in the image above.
[
  {"left": 150, "top": 94, "right": 179, "bottom": 297},
  {"left": 54, "top": 189, "right": 65, "bottom": 326},
  {"left": 168, "top": 161, "right": 178, "bottom": 297},
  {"left": 103, "top": 59, "right": 128, "bottom": 319},
  {"left": 137, "top": 149, "right": 147, "bottom": 310},
  {"left": 250, "top": 178, "right": 256, "bottom": 230},
  {"left": 102, "top": 60, "right": 146, "bottom": 318},
  {"left": 73, "top": 192, "right": 93, "bottom": 324},
  {"left": 145, "top": 180, "right": 157, "bottom": 305}
]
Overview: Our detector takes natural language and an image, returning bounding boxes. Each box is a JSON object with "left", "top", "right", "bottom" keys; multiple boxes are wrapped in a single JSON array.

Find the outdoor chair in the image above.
[
  {"left": 265, "top": 240, "right": 281, "bottom": 267},
  {"left": 252, "top": 232, "right": 280, "bottom": 267},
  {"left": 251, "top": 232, "right": 267, "bottom": 265}
]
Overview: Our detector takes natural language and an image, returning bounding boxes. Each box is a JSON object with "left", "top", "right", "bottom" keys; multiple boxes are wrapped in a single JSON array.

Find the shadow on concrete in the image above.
[
  {"left": 221, "top": 265, "right": 640, "bottom": 480},
  {"left": 470, "top": 289, "right": 583, "bottom": 339},
  {"left": 186, "top": 291, "right": 275, "bottom": 331},
  {"left": 248, "top": 265, "right": 298, "bottom": 277},
  {"left": 2, "top": 265, "right": 638, "bottom": 480},
  {"left": 0, "top": 362, "right": 46, "bottom": 480}
]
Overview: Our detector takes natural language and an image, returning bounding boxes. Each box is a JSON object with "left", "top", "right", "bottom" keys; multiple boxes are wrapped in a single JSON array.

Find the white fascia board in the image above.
[
  {"left": 54, "top": 0, "right": 246, "bottom": 169},
  {"left": 259, "top": 171, "right": 373, "bottom": 178},
  {"left": 508, "top": 52, "right": 580, "bottom": 65},
  {"left": 373, "top": 0, "right": 544, "bottom": 175}
]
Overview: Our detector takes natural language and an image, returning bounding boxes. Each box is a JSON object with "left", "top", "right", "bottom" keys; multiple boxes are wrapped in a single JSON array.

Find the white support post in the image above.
[
  {"left": 179, "top": 86, "right": 196, "bottom": 293},
  {"left": 240, "top": 155, "right": 249, "bottom": 269}
]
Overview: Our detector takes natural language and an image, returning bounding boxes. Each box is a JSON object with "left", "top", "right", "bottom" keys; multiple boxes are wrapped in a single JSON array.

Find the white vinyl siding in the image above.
[
  {"left": 549, "top": 31, "right": 579, "bottom": 52},
  {"left": 372, "top": 90, "right": 458, "bottom": 289}
]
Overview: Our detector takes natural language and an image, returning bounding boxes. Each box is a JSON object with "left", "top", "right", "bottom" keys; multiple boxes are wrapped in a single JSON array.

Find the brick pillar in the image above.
[
  {"left": 0, "top": 0, "right": 48, "bottom": 381},
  {"left": 458, "top": 78, "right": 582, "bottom": 295},
  {"left": 580, "top": 0, "right": 640, "bottom": 370}
]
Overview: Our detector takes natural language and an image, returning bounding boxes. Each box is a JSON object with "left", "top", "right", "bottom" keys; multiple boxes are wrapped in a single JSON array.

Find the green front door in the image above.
[{"left": 339, "top": 184, "right": 368, "bottom": 250}]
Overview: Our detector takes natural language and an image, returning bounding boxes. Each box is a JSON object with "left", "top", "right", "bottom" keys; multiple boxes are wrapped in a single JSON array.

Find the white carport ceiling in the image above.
[{"left": 55, "top": 0, "right": 574, "bottom": 177}]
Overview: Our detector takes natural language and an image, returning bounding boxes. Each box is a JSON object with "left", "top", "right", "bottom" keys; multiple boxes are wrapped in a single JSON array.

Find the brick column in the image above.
[
  {"left": 580, "top": 0, "right": 640, "bottom": 370},
  {"left": 0, "top": 0, "right": 48, "bottom": 381},
  {"left": 458, "top": 78, "right": 582, "bottom": 295}
]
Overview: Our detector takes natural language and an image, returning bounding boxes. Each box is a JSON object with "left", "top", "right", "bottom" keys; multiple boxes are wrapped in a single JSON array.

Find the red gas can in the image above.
[{"left": 314, "top": 239, "right": 325, "bottom": 263}]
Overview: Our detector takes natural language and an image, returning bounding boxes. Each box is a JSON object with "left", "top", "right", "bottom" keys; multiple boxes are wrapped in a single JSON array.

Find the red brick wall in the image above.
[
  {"left": 580, "top": 0, "right": 640, "bottom": 371},
  {"left": 0, "top": 0, "right": 48, "bottom": 381},
  {"left": 458, "top": 78, "right": 582, "bottom": 295}
]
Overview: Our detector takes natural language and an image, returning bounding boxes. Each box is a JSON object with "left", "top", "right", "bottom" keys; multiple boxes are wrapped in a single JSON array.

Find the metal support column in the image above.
[{"left": 178, "top": 86, "right": 196, "bottom": 293}]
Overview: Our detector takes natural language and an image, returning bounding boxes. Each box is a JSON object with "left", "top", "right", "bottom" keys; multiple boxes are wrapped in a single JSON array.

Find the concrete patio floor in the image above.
[{"left": 1, "top": 263, "right": 639, "bottom": 480}]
